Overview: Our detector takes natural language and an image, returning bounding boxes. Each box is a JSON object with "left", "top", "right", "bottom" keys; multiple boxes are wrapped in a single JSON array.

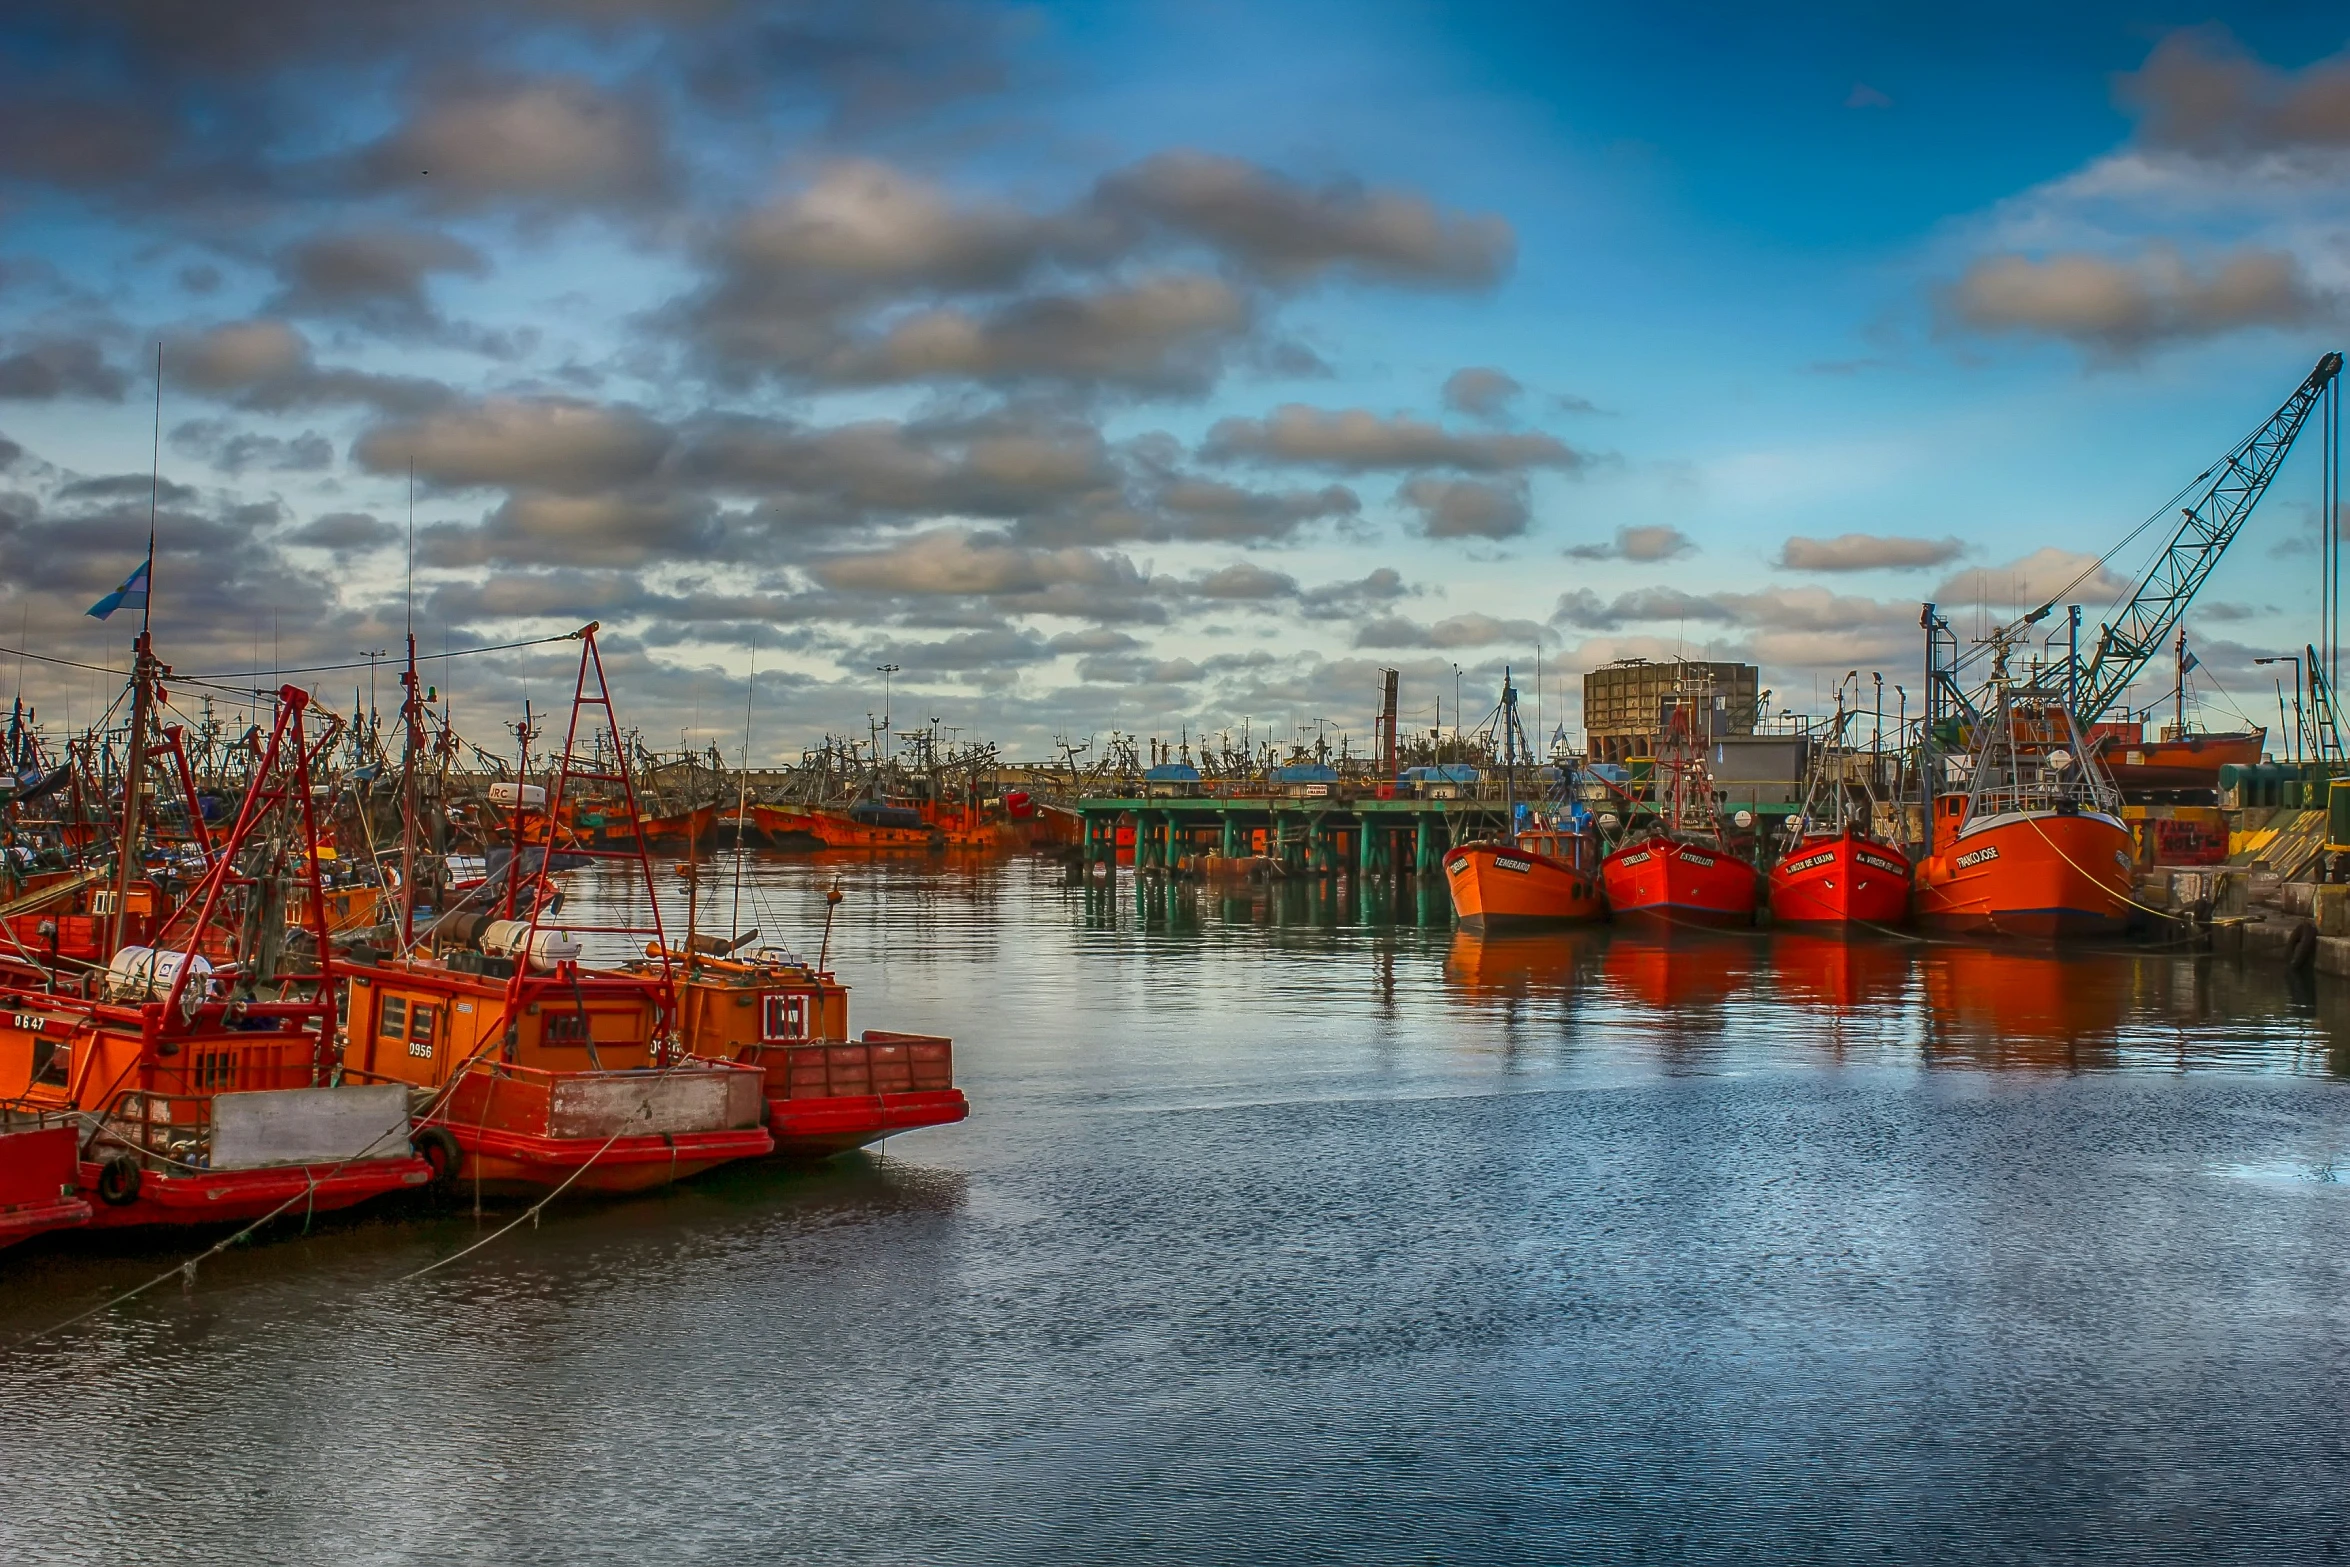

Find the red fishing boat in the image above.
[
  {"left": 1768, "top": 689, "right": 1911, "bottom": 927},
  {"left": 0, "top": 657, "right": 432, "bottom": 1231},
  {"left": 1600, "top": 667, "right": 1760, "bottom": 926},
  {"left": 0, "top": 1116, "right": 90, "bottom": 1250},
  {"left": 1912, "top": 682, "right": 2134, "bottom": 940},
  {"left": 656, "top": 940, "right": 967, "bottom": 1158},
  {"left": 1445, "top": 672, "right": 1605, "bottom": 928}
]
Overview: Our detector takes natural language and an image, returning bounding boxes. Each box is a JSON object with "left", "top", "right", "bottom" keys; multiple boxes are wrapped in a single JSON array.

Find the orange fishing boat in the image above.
[
  {"left": 1912, "top": 684, "right": 2134, "bottom": 940},
  {"left": 2090, "top": 633, "right": 2265, "bottom": 792},
  {"left": 1445, "top": 827, "right": 1605, "bottom": 929},
  {"left": 350, "top": 627, "right": 773, "bottom": 1196},
  {"left": 1443, "top": 673, "right": 1604, "bottom": 928},
  {"left": 344, "top": 941, "right": 772, "bottom": 1196},
  {"left": 749, "top": 801, "right": 944, "bottom": 851}
]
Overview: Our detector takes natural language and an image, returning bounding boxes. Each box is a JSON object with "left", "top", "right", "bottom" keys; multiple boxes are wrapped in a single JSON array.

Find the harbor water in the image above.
[{"left": 7, "top": 854, "right": 2350, "bottom": 1563}]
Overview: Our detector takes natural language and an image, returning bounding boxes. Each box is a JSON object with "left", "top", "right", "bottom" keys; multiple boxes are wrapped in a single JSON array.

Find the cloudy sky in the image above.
[{"left": 2, "top": 2, "right": 2348, "bottom": 762}]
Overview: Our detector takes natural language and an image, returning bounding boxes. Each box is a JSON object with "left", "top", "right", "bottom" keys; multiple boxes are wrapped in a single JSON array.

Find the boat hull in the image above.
[
  {"left": 444, "top": 1125, "right": 777, "bottom": 1196},
  {"left": 767, "top": 1089, "right": 970, "bottom": 1158},
  {"left": 78, "top": 1156, "right": 434, "bottom": 1230},
  {"left": 1602, "top": 835, "right": 1759, "bottom": 926},
  {"left": 754, "top": 1033, "right": 966, "bottom": 1158},
  {"left": 1913, "top": 810, "right": 2135, "bottom": 940},
  {"left": 1443, "top": 840, "right": 1605, "bottom": 930},
  {"left": 749, "top": 804, "right": 942, "bottom": 851},
  {"left": 2098, "top": 730, "right": 2264, "bottom": 792},
  {"left": 0, "top": 1124, "right": 90, "bottom": 1249},
  {"left": 427, "top": 1060, "right": 775, "bottom": 1197},
  {"left": 1768, "top": 833, "right": 1912, "bottom": 927}
]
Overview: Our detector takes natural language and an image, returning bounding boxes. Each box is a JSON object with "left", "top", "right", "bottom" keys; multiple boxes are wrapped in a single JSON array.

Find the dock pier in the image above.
[{"left": 1072, "top": 792, "right": 1519, "bottom": 879}]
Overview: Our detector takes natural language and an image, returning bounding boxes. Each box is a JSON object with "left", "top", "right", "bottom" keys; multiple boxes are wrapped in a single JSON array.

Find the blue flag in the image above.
[
  {"left": 86, "top": 559, "right": 149, "bottom": 621},
  {"left": 2181, "top": 649, "right": 2200, "bottom": 673}
]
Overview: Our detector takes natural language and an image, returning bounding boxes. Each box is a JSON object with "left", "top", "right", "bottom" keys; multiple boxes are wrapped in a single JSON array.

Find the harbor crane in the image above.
[{"left": 1926, "top": 349, "right": 2344, "bottom": 742}]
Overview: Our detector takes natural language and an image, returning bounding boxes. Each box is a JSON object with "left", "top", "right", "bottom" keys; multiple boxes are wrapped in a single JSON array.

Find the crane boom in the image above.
[{"left": 2072, "top": 350, "right": 2342, "bottom": 723}]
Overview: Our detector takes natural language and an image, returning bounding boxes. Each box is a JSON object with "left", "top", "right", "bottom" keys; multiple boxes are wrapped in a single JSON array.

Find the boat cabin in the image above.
[{"left": 345, "top": 957, "right": 667, "bottom": 1087}]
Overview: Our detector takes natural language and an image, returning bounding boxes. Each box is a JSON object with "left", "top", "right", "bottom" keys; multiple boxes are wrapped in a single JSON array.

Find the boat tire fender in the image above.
[
  {"left": 412, "top": 1126, "right": 462, "bottom": 1188},
  {"left": 96, "top": 1154, "right": 143, "bottom": 1207},
  {"left": 2289, "top": 920, "right": 2319, "bottom": 972}
]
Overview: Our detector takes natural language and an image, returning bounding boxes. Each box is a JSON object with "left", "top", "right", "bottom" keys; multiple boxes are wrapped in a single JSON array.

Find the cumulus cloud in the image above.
[
  {"left": 1777, "top": 532, "right": 1965, "bottom": 571},
  {"left": 357, "top": 397, "right": 671, "bottom": 492},
  {"left": 1565, "top": 524, "right": 1693, "bottom": 562},
  {"left": 1441, "top": 366, "right": 1522, "bottom": 420},
  {"left": 270, "top": 226, "right": 489, "bottom": 329},
  {"left": 811, "top": 527, "right": 1146, "bottom": 601},
  {"left": 365, "top": 75, "right": 674, "bottom": 214},
  {"left": 1153, "top": 476, "right": 1358, "bottom": 542},
  {"left": 420, "top": 490, "right": 728, "bottom": 568},
  {"left": 1352, "top": 612, "right": 1549, "bottom": 649},
  {"left": 682, "top": 151, "right": 1508, "bottom": 392},
  {"left": 172, "top": 320, "right": 452, "bottom": 415},
  {"left": 813, "top": 274, "right": 1254, "bottom": 394},
  {"left": 0, "top": 337, "right": 126, "bottom": 401},
  {"left": 1943, "top": 245, "right": 2331, "bottom": 355},
  {"left": 287, "top": 510, "right": 400, "bottom": 559},
  {"left": 1399, "top": 476, "right": 1530, "bottom": 539},
  {"left": 1095, "top": 151, "right": 1514, "bottom": 288},
  {"left": 1200, "top": 405, "right": 1585, "bottom": 472},
  {"left": 1932, "top": 547, "right": 2133, "bottom": 609},
  {"left": 1551, "top": 585, "right": 1735, "bottom": 630},
  {"left": 2120, "top": 28, "right": 2350, "bottom": 160}
]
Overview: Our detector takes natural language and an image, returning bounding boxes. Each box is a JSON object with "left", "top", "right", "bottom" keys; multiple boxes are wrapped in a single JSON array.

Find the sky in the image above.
[{"left": 1, "top": 1, "right": 2347, "bottom": 763}]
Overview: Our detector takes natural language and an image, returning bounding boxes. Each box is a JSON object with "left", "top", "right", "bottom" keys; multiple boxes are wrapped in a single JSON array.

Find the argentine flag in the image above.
[{"left": 86, "top": 559, "right": 149, "bottom": 621}]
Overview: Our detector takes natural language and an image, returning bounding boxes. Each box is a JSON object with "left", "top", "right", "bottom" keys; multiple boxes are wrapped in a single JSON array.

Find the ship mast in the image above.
[
  {"left": 110, "top": 346, "right": 165, "bottom": 957},
  {"left": 400, "top": 463, "right": 422, "bottom": 944},
  {"left": 2173, "top": 628, "right": 2187, "bottom": 741}
]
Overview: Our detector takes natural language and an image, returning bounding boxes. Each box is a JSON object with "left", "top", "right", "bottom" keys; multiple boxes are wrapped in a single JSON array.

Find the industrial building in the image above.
[{"left": 1583, "top": 658, "right": 1763, "bottom": 762}]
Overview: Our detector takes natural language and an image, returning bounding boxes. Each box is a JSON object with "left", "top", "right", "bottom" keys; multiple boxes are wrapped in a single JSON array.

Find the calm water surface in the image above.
[{"left": 7, "top": 854, "right": 2350, "bottom": 1564}]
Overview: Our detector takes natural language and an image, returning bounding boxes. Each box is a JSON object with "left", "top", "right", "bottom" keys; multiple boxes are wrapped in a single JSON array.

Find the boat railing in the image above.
[
  {"left": 749, "top": 1032, "right": 954, "bottom": 1101},
  {"left": 91, "top": 1090, "right": 215, "bottom": 1171}
]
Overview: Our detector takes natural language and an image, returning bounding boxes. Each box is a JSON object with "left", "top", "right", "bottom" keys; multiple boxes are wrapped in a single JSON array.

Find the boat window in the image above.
[
  {"left": 380, "top": 994, "right": 408, "bottom": 1041},
  {"left": 761, "top": 992, "right": 810, "bottom": 1042},
  {"left": 545, "top": 1011, "right": 591, "bottom": 1045},
  {"left": 407, "top": 1005, "right": 439, "bottom": 1060}
]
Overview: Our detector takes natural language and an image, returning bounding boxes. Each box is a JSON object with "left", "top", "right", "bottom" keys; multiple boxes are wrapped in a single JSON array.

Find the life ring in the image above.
[
  {"left": 411, "top": 1125, "right": 462, "bottom": 1188},
  {"left": 96, "top": 1153, "right": 143, "bottom": 1207}
]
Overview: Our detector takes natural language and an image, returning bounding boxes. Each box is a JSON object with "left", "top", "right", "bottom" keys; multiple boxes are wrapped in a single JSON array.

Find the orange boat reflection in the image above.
[
  {"left": 1600, "top": 931, "right": 1753, "bottom": 1012},
  {"left": 1443, "top": 930, "right": 1603, "bottom": 1001},
  {"left": 1768, "top": 932, "right": 1911, "bottom": 1011},
  {"left": 1916, "top": 944, "right": 2133, "bottom": 1062}
]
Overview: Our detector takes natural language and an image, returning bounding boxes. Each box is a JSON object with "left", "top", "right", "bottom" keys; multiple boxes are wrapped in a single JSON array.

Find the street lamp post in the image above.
[
  {"left": 2254, "top": 655, "right": 2304, "bottom": 762},
  {"left": 875, "top": 663, "right": 900, "bottom": 763},
  {"left": 1451, "top": 663, "right": 1462, "bottom": 766}
]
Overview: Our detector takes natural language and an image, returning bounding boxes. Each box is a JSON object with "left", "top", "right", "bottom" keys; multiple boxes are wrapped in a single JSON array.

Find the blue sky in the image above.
[{"left": 0, "top": 1, "right": 2344, "bottom": 759}]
